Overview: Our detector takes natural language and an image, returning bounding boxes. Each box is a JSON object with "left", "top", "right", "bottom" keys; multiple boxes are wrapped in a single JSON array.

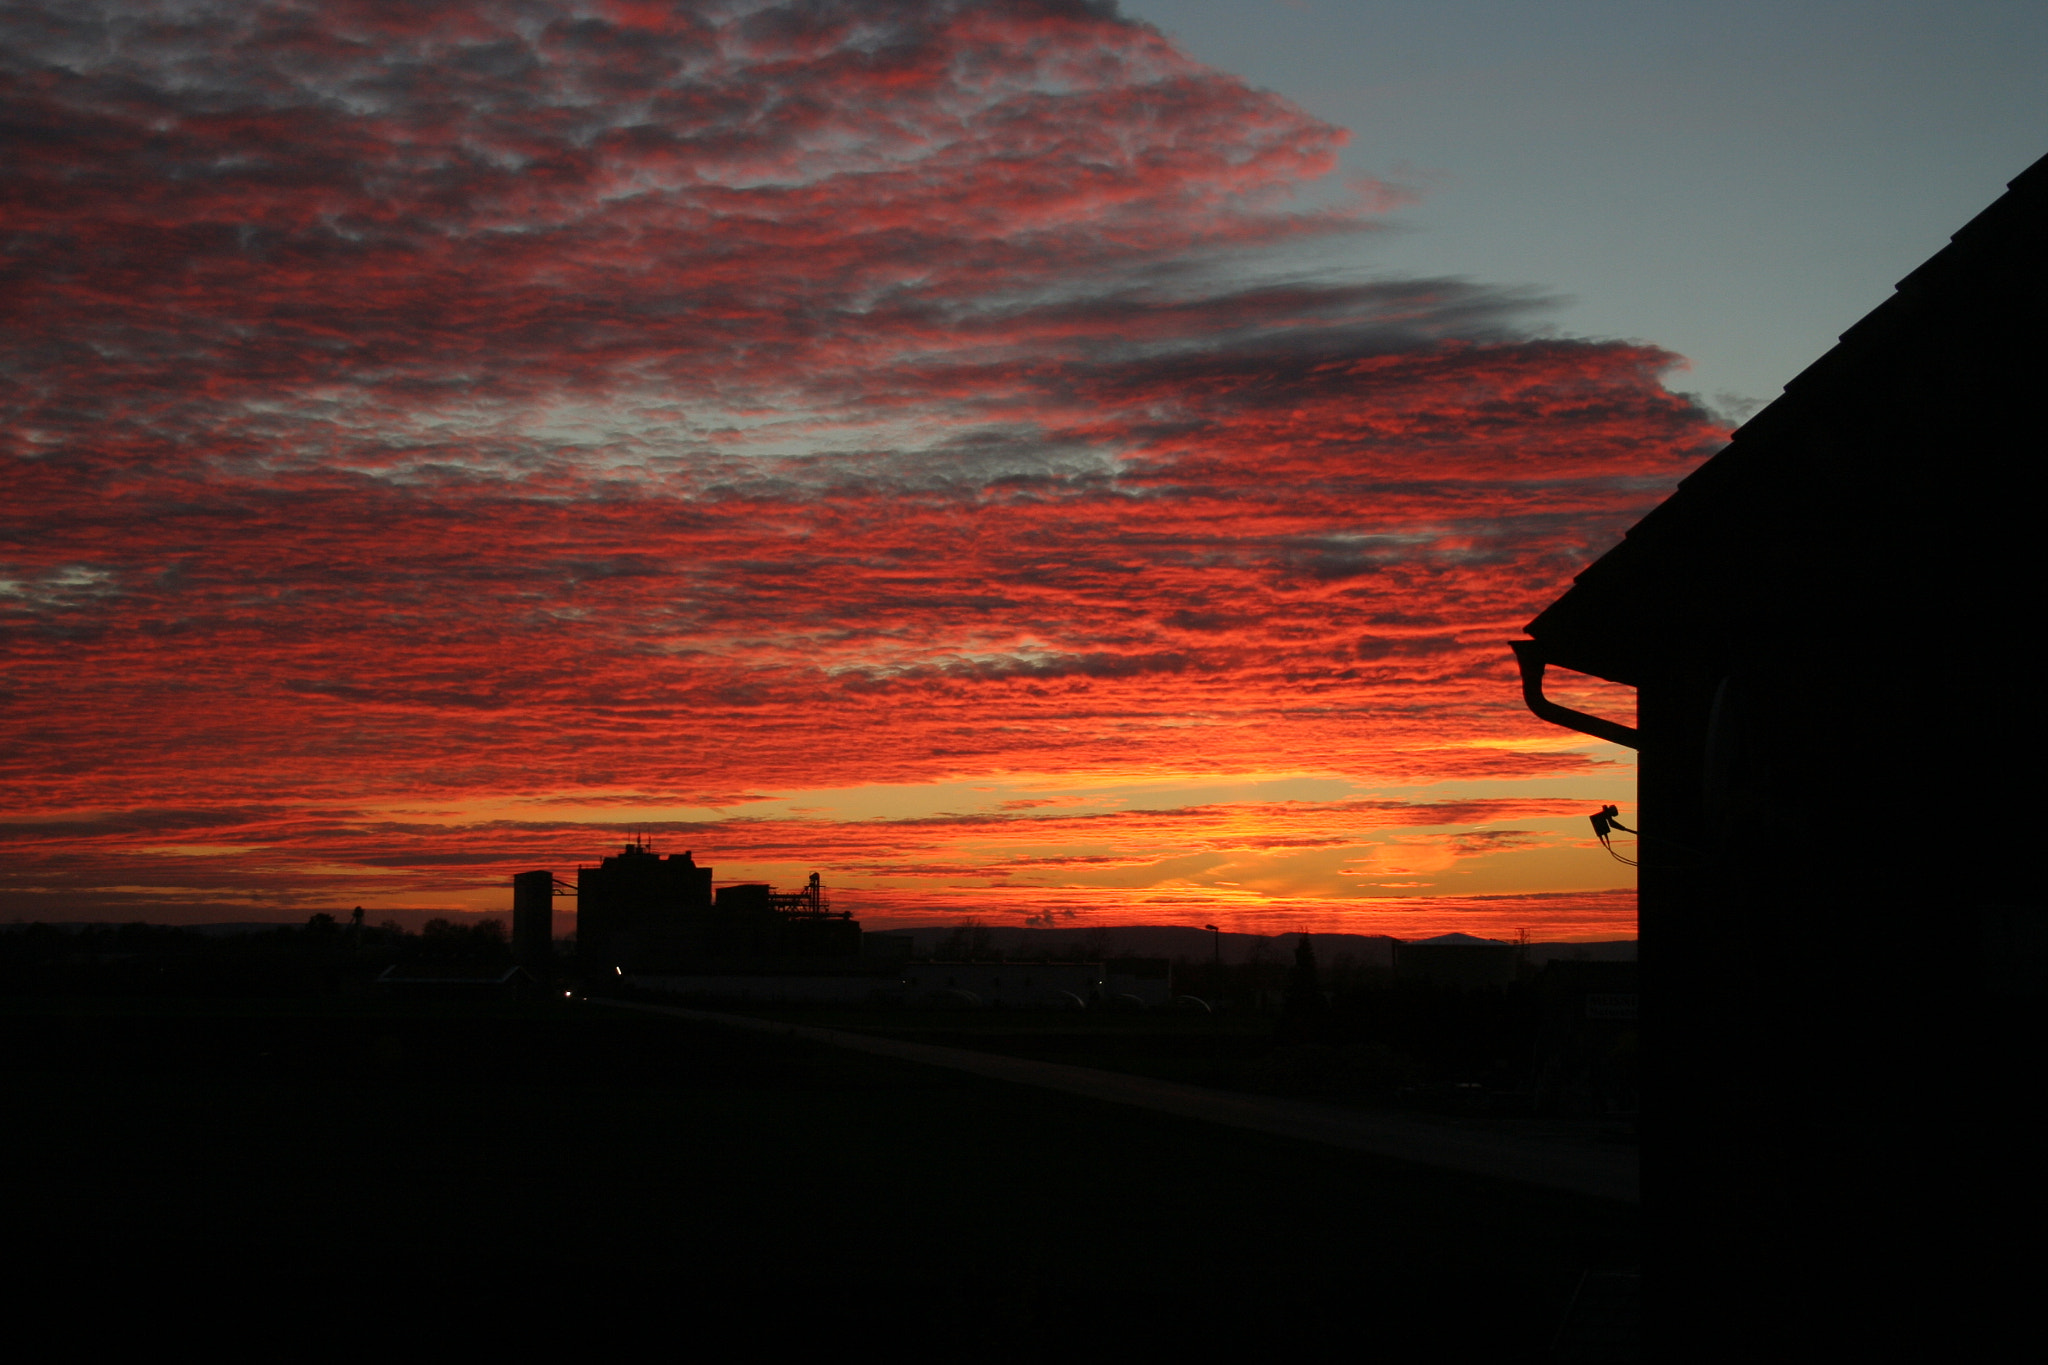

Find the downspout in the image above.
[{"left": 1510, "top": 640, "right": 1639, "bottom": 750}]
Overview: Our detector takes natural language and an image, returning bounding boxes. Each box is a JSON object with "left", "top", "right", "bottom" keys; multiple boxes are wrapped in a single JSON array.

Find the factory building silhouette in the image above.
[
  {"left": 514, "top": 839, "right": 859, "bottom": 972},
  {"left": 508, "top": 841, "right": 1180, "bottom": 1008}
]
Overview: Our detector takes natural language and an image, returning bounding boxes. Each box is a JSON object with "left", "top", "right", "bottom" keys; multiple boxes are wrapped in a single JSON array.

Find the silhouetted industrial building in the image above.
[
  {"left": 1513, "top": 153, "right": 2045, "bottom": 1345},
  {"left": 511, "top": 869, "right": 554, "bottom": 970},
  {"left": 559, "top": 840, "right": 859, "bottom": 970}
]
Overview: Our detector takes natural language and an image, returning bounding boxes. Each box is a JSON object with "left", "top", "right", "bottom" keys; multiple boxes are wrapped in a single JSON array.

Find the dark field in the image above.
[
  {"left": 3, "top": 996, "right": 1636, "bottom": 1354},
  {"left": 662, "top": 998, "right": 1639, "bottom": 1141}
]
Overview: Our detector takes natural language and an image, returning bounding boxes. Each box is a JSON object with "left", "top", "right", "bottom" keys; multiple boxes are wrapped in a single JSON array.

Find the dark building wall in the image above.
[
  {"left": 713, "top": 883, "right": 771, "bottom": 911},
  {"left": 1528, "top": 154, "right": 2046, "bottom": 986},
  {"left": 1515, "top": 154, "right": 2047, "bottom": 1344},
  {"left": 576, "top": 846, "right": 714, "bottom": 968}
]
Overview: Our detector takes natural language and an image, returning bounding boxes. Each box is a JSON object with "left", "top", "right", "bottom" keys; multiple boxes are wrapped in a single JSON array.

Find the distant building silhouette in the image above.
[
  {"left": 1513, "top": 154, "right": 2045, "bottom": 1346},
  {"left": 565, "top": 841, "right": 858, "bottom": 970},
  {"left": 511, "top": 869, "right": 554, "bottom": 970}
]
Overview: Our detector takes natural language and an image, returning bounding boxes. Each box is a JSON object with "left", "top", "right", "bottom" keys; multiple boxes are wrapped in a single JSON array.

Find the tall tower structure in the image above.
[{"left": 511, "top": 869, "right": 554, "bottom": 972}]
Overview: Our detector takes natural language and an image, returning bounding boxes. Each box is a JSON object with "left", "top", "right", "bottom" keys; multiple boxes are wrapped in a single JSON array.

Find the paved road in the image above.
[{"left": 593, "top": 998, "right": 1639, "bottom": 1204}]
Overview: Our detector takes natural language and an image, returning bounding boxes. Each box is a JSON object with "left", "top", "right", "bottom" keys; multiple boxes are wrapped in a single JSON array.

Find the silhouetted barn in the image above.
[{"left": 1514, "top": 154, "right": 2045, "bottom": 1343}]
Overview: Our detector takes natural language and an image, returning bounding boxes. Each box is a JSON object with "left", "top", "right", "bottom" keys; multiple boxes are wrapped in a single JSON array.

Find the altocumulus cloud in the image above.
[{"left": 1, "top": 0, "right": 1713, "bottom": 925}]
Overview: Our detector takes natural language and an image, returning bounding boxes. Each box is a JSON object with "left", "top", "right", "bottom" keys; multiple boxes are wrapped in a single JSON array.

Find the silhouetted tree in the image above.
[
  {"left": 414, "top": 917, "right": 511, "bottom": 964},
  {"left": 1277, "top": 933, "right": 1329, "bottom": 1043},
  {"left": 934, "top": 920, "right": 996, "bottom": 961}
]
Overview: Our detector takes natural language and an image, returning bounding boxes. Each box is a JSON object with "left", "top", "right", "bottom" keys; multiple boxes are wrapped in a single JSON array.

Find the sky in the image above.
[
  {"left": 3, "top": 1, "right": 2039, "bottom": 939},
  {"left": 1125, "top": 0, "right": 2048, "bottom": 421}
]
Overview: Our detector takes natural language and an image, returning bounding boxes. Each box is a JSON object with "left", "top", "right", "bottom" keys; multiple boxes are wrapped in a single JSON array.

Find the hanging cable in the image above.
[
  {"left": 1588, "top": 803, "right": 1701, "bottom": 869},
  {"left": 1590, "top": 803, "right": 1635, "bottom": 864}
]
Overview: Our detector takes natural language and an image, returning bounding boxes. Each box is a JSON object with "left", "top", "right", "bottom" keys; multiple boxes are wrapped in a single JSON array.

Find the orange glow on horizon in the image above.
[{"left": 0, "top": 3, "right": 1692, "bottom": 940}]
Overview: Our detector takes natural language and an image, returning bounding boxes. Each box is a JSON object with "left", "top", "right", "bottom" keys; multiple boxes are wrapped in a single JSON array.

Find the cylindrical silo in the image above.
[{"left": 512, "top": 869, "right": 554, "bottom": 971}]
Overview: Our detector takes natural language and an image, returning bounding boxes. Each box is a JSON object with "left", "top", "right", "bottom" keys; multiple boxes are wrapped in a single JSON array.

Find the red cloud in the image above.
[{"left": 0, "top": 2, "right": 1693, "bottom": 929}]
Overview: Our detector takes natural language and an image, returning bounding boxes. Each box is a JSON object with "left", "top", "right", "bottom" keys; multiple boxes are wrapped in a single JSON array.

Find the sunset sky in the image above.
[{"left": 5, "top": 1, "right": 2041, "bottom": 938}]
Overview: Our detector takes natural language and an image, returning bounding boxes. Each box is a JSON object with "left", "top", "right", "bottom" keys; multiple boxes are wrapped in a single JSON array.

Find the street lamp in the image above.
[{"left": 1204, "top": 924, "right": 1220, "bottom": 965}]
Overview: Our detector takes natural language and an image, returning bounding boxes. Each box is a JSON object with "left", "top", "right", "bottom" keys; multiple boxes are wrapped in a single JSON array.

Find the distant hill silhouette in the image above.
[{"left": 865, "top": 923, "right": 1633, "bottom": 965}]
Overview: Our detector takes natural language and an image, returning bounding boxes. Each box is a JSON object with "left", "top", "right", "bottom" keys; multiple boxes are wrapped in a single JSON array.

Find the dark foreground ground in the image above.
[
  {"left": 3, "top": 996, "right": 1636, "bottom": 1356},
  {"left": 684, "top": 1000, "right": 1639, "bottom": 1141}
]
